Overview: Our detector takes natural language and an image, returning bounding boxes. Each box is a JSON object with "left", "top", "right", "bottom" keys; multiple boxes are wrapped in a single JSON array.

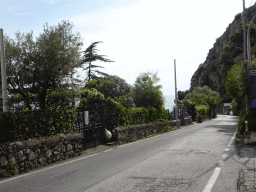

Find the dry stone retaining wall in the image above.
[
  {"left": 0, "top": 133, "right": 83, "bottom": 177},
  {"left": 112, "top": 120, "right": 181, "bottom": 145},
  {"left": 0, "top": 118, "right": 192, "bottom": 178}
]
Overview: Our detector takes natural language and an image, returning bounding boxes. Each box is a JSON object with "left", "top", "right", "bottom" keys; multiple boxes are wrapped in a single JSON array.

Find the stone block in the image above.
[
  {"left": 0, "top": 156, "right": 8, "bottom": 166},
  {"left": 67, "top": 144, "right": 72, "bottom": 151},
  {"left": 28, "top": 152, "right": 36, "bottom": 160},
  {"left": 38, "top": 157, "right": 46, "bottom": 165},
  {"left": 26, "top": 148, "right": 31, "bottom": 154},
  {"left": 18, "top": 150, "right": 24, "bottom": 158},
  {"left": 61, "top": 133, "right": 83, "bottom": 141},
  {"left": 249, "top": 132, "right": 256, "bottom": 144},
  {"left": 53, "top": 151, "right": 60, "bottom": 155},
  {"left": 46, "top": 150, "right": 52, "bottom": 157},
  {"left": 9, "top": 157, "right": 16, "bottom": 164},
  {"left": 24, "top": 139, "right": 44, "bottom": 147},
  {"left": 46, "top": 136, "right": 62, "bottom": 146},
  {"left": 0, "top": 169, "right": 6, "bottom": 177},
  {"left": 243, "top": 131, "right": 256, "bottom": 144}
]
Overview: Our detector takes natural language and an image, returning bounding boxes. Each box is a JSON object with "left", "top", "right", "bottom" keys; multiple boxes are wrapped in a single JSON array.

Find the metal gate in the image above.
[{"left": 75, "top": 103, "right": 107, "bottom": 150}]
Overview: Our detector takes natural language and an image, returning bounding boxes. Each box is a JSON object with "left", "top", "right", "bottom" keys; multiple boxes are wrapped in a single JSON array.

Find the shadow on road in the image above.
[{"left": 204, "top": 124, "right": 236, "bottom": 135}]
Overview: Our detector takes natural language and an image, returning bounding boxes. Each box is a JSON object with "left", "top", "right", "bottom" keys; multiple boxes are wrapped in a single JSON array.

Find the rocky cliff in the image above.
[{"left": 190, "top": 3, "right": 256, "bottom": 97}]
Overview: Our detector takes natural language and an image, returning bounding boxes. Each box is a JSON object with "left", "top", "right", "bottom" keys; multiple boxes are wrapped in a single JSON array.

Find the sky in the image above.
[{"left": 0, "top": 0, "right": 255, "bottom": 101}]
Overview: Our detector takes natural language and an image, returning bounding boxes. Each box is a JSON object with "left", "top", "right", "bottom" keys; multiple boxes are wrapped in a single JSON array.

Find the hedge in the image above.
[{"left": 0, "top": 107, "right": 75, "bottom": 144}]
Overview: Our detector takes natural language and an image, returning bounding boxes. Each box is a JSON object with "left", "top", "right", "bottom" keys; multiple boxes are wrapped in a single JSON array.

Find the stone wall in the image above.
[
  {"left": 0, "top": 119, "right": 193, "bottom": 178},
  {"left": 111, "top": 120, "right": 182, "bottom": 145},
  {"left": 244, "top": 131, "right": 256, "bottom": 145},
  {"left": 0, "top": 133, "right": 83, "bottom": 177}
]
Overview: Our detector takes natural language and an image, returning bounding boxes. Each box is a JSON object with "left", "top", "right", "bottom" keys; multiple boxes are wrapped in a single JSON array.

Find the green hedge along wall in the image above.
[
  {"left": 0, "top": 107, "right": 75, "bottom": 144},
  {"left": 104, "top": 97, "right": 168, "bottom": 129}
]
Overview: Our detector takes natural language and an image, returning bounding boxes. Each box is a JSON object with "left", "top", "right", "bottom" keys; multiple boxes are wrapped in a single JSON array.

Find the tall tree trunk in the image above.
[
  {"left": 89, "top": 61, "right": 91, "bottom": 82},
  {"left": 25, "top": 94, "right": 32, "bottom": 110},
  {"left": 39, "top": 91, "right": 47, "bottom": 110}
]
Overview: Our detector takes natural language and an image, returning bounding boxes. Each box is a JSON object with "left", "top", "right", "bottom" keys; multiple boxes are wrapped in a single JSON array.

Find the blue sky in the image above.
[{"left": 0, "top": 0, "right": 255, "bottom": 103}]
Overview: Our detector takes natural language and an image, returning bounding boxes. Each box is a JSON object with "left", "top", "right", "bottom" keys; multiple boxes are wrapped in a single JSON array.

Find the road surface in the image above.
[{"left": 0, "top": 115, "right": 244, "bottom": 192}]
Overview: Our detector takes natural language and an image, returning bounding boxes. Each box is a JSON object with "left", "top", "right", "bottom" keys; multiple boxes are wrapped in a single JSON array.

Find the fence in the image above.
[
  {"left": 74, "top": 103, "right": 107, "bottom": 149},
  {"left": 167, "top": 105, "right": 196, "bottom": 122}
]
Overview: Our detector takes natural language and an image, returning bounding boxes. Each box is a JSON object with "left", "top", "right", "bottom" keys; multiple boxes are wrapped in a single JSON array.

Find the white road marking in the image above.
[
  {"left": 203, "top": 167, "right": 221, "bottom": 192},
  {"left": 202, "top": 129, "right": 237, "bottom": 192},
  {"left": 103, "top": 149, "right": 113, "bottom": 152},
  {"left": 0, "top": 153, "right": 99, "bottom": 184}
]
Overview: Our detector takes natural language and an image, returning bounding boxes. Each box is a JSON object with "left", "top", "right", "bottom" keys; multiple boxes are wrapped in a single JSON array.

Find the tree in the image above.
[
  {"left": 3, "top": 20, "right": 83, "bottom": 110},
  {"left": 177, "top": 90, "right": 190, "bottom": 106},
  {"left": 183, "top": 85, "right": 220, "bottom": 117},
  {"left": 225, "top": 62, "right": 246, "bottom": 114},
  {"left": 79, "top": 88, "right": 105, "bottom": 108},
  {"left": 84, "top": 75, "right": 135, "bottom": 108},
  {"left": 85, "top": 75, "right": 131, "bottom": 98},
  {"left": 201, "top": 75, "right": 217, "bottom": 91},
  {"left": 220, "top": 23, "right": 256, "bottom": 78},
  {"left": 82, "top": 41, "right": 114, "bottom": 82},
  {"left": 132, "top": 72, "right": 164, "bottom": 110}
]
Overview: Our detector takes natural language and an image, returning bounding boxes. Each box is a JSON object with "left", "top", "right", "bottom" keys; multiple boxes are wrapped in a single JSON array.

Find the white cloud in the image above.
[{"left": 42, "top": 0, "right": 61, "bottom": 5}]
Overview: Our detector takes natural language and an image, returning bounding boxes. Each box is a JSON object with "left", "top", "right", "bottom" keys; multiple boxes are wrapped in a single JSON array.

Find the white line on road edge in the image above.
[
  {"left": 202, "top": 129, "right": 237, "bottom": 192},
  {"left": 0, "top": 152, "right": 99, "bottom": 184},
  {"left": 117, "top": 127, "right": 186, "bottom": 148},
  {"left": 103, "top": 149, "right": 113, "bottom": 152},
  {"left": 203, "top": 167, "right": 221, "bottom": 192}
]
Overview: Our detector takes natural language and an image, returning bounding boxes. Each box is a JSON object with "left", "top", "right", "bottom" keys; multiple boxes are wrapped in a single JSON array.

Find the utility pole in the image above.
[
  {"left": 243, "top": 0, "right": 247, "bottom": 62},
  {"left": 243, "top": 0, "right": 249, "bottom": 131},
  {"left": 174, "top": 59, "right": 179, "bottom": 128},
  {"left": 0, "top": 29, "right": 8, "bottom": 112}
]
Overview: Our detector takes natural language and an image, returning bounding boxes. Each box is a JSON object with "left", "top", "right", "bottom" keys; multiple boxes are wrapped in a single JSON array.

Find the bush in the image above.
[
  {"left": 104, "top": 97, "right": 168, "bottom": 128},
  {"left": 237, "top": 106, "right": 256, "bottom": 135},
  {"left": 195, "top": 104, "right": 208, "bottom": 117}
]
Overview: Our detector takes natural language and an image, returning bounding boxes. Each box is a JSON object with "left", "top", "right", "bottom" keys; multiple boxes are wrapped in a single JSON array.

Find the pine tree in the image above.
[{"left": 82, "top": 41, "right": 114, "bottom": 82}]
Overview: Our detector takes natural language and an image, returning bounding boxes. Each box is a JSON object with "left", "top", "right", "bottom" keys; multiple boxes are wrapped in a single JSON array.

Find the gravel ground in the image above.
[{"left": 236, "top": 137, "right": 256, "bottom": 192}]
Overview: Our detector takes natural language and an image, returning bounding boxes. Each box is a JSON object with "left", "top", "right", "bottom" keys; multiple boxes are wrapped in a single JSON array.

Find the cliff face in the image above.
[{"left": 190, "top": 3, "right": 256, "bottom": 95}]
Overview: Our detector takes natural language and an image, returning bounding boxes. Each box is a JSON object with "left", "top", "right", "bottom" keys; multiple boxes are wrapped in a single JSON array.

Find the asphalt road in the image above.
[{"left": 0, "top": 115, "right": 242, "bottom": 192}]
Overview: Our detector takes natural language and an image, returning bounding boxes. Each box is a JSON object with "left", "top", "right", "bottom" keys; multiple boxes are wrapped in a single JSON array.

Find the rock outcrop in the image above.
[{"left": 190, "top": 3, "right": 256, "bottom": 95}]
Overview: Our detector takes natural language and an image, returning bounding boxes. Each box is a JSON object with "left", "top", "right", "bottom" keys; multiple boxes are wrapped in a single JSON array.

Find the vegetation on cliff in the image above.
[{"left": 222, "top": 22, "right": 256, "bottom": 134}]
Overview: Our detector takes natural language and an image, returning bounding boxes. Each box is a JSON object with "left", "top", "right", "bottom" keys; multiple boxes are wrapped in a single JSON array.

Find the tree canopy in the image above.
[
  {"left": 132, "top": 72, "right": 164, "bottom": 110},
  {"left": 85, "top": 75, "right": 131, "bottom": 98},
  {"left": 183, "top": 85, "right": 220, "bottom": 116},
  {"left": 82, "top": 41, "right": 114, "bottom": 82},
  {"left": 3, "top": 20, "right": 83, "bottom": 110}
]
